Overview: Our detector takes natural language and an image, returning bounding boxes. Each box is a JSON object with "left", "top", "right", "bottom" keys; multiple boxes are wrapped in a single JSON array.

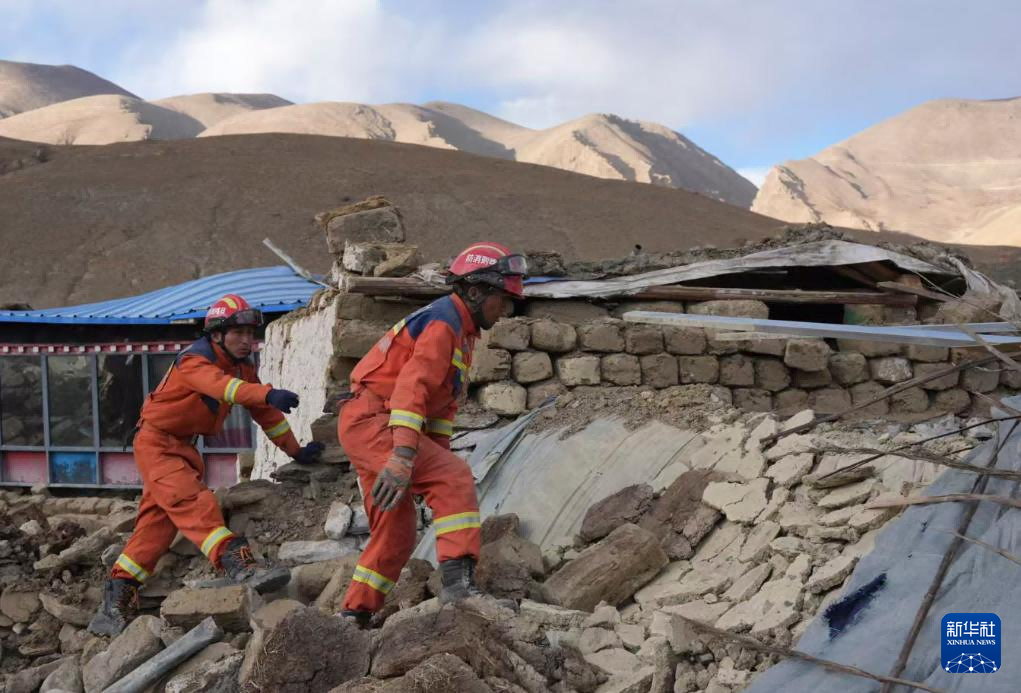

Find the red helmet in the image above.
[
  {"left": 204, "top": 294, "right": 264, "bottom": 332},
  {"left": 447, "top": 242, "right": 527, "bottom": 297}
]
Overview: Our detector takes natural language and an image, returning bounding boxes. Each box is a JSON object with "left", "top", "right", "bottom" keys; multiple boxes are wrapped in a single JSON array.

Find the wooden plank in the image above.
[
  {"left": 346, "top": 276, "right": 916, "bottom": 304},
  {"left": 621, "top": 311, "right": 1021, "bottom": 348},
  {"left": 853, "top": 261, "right": 903, "bottom": 282},
  {"left": 877, "top": 281, "right": 954, "bottom": 302},
  {"left": 832, "top": 265, "right": 880, "bottom": 288},
  {"left": 632, "top": 285, "right": 917, "bottom": 305},
  {"left": 343, "top": 276, "right": 448, "bottom": 297}
]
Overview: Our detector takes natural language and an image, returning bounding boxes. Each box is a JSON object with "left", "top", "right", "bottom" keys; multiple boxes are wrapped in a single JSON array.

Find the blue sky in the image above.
[{"left": 4, "top": 0, "right": 1020, "bottom": 184}]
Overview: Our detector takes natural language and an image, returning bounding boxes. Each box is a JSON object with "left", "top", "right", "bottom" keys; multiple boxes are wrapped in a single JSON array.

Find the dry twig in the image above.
[{"left": 679, "top": 619, "right": 952, "bottom": 693}]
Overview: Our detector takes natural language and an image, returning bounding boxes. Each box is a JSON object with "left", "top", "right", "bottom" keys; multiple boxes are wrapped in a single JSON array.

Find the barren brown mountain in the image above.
[
  {"left": 0, "top": 93, "right": 297, "bottom": 145},
  {"left": 0, "top": 133, "right": 780, "bottom": 308},
  {"left": 2, "top": 133, "right": 1017, "bottom": 310},
  {"left": 0, "top": 60, "right": 756, "bottom": 206},
  {"left": 752, "top": 97, "right": 1021, "bottom": 246},
  {"left": 203, "top": 101, "right": 758, "bottom": 207},
  {"left": 0, "top": 59, "right": 135, "bottom": 118}
]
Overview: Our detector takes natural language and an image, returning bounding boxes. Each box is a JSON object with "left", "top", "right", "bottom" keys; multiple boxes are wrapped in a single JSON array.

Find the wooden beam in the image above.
[
  {"left": 678, "top": 619, "right": 952, "bottom": 693},
  {"left": 344, "top": 275, "right": 919, "bottom": 306},
  {"left": 852, "top": 261, "right": 903, "bottom": 283},
  {"left": 832, "top": 265, "right": 880, "bottom": 289},
  {"left": 342, "top": 276, "right": 449, "bottom": 297},
  {"left": 877, "top": 281, "right": 954, "bottom": 303},
  {"left": 631, "top": 285, "right": 917, "bottom": 305}
]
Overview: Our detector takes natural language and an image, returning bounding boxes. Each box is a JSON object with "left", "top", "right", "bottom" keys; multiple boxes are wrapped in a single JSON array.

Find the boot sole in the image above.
[{"left": 87, "top": 612, "right": 127, "bottom": 637}]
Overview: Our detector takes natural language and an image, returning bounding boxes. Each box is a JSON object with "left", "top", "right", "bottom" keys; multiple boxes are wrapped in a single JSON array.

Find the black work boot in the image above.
[
  {"left": 87, "top": 578, "right": 140, "bottom": 637},
  {"left": 439, "top": 557, "right": 486, "bottom": 603},
  {"left": 219, "top": 537, "right": 291, "bottom": 594},
  {"left": 340, "top": 609, "right": 373, "bottom": 629}
]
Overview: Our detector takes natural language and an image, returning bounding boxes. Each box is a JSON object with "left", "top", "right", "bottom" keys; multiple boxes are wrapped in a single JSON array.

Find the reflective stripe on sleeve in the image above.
[
  {"left": 426, "top": 419, "right": 454, "bottom": 436},
  {"left": 223, "top": 378, "right": 244, "bottom": 404},
  {"left": 264, "top": 420, "right": 291, "bottom": 439},
  {"left": 389, "top": 409, "right": 424, "bottom": 431}
]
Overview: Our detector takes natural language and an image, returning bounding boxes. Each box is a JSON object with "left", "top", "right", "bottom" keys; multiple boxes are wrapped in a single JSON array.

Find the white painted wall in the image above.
[{"left": 253, "top": 292, "right": 339, "bottom": 480}]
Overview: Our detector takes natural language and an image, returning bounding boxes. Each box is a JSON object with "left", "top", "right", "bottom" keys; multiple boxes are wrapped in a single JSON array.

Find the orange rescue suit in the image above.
[
  {"left": 111, "top": 337, "right": 299, "bottom": 583},
  {"left": 341, "top": 294, "right": 482, "bottom": 613}
]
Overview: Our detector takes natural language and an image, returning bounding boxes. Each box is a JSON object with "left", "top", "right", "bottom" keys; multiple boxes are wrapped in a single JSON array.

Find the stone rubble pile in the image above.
[{"left": 1, "top": 402, "right": 991, "bottom": 692}]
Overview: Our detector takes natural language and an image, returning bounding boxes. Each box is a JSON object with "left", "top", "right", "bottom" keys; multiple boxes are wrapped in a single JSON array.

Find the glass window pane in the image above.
[
  {"left": 98, "top": 354, "right": 145, "bottom": 447},
  {"left": 147, "top": 354, "right": 177, "bottom": 393},
  {"left": 47, "top": 356, "right": 95, "bottom": 447},
  {"left": 1, "top": 356, "right": 45, "bottom": 446},
  {"left": 204, "top": 405, "right": 254, "bottom": 449}
]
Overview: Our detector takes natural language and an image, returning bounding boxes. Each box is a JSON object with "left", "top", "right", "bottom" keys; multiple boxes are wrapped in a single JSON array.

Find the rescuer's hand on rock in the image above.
[
  {"left": 293, "top": 441, "right": 325, "bottom": 465},
  {"left": 372, "top": 448, "right": 415, "bottom": 511}
]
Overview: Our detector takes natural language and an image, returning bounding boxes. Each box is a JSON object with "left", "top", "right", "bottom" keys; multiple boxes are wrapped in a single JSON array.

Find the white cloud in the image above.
[
  {"left": 115, "top": 0, "right": 437, "bottom": 103},
  {"left": 7, "top": 0, "right": 1021, "bottom": 164}
]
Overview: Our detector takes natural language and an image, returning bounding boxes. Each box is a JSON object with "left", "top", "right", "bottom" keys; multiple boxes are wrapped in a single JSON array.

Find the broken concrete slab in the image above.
[
  {"left": 102, "top": 617, "right": 224, "bottom": 693},
  {"left": 83, "top": 615, "right": 164, "bottom": 693},
  {"left": 615, "top": 623, "right": 647, "bottom": 652},
  {"left": 816, "top": 479, "right": 877, "bottom": 510},
  {"left": 324, "top": 501, "right": 354, "bottom": 540},
  {"left": 517, "top": 600, "right": 589, "bottom": 631},
  {"left": 805, "top": 554, "right": 859, "bottom": 594},
  {"left": 312, "top": 556, "right": 360, "bottom": 614},
  {"left": 722, "top": 563, "right": 773, "bottom": 603},
  {"left": 8, "top": 658, "right": 66, "bottom": 693},
  {"left": 160, "top": 585, "right": 255, "bottom": 632},
  {"left": 597, "top": 666, "right": 655, "bottom": 693},
  {"left": 702, "top": 479, "right": 769, "bottom": 523},
  {"left": 765, "top": 453, "right": 815, "bottom": 488},
  {"left": 278, "top": 539, "right": 359, "bottom": 564},
  {"left": 38, "top": 592, "right": 92, "bottom": 628},
  {"left": 545, "top": 524, "right": 668, "bottom": 612},
  {"left": 580, "top": 627, "right": 623, "bottom": 654},
  {"left": 165, "top": 652, "right": 242, "bottom": 693},
  {"left": 40, "top": 656, "right": 82, "bottom": 693},
  {"left": 738, "top": 521, "right": 781, "bottom": 563},
  {"left": 764, "top": 433, "right": 815, "bottom": 462},
  {"left": 584, "top": 647, "right": 641, "bottom": 677},
  {"left": 288, "top": 558, "right": 351, "bottom": 603},
  {"left": 1, "top": 586, "right": 41, "bottom": 623},
  {"left": 580, "top": 484, "right": 655, "bottom": 543}
]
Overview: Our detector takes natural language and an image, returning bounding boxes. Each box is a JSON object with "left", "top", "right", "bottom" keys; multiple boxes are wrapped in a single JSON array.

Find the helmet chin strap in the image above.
[
  {"left": 458, "top": 283, "right": 496, "bottom": 330},
  {"left": 210, "top": 332, "right": 245, "bottom": 363}
]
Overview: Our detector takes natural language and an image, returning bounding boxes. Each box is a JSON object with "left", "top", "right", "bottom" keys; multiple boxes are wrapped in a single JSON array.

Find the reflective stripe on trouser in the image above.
[
  {"left": 111, "top": 427, "right": 235, "bottom": 582},
  {"left": 339, "top": 392, "right": 481, "bottom": 613}
]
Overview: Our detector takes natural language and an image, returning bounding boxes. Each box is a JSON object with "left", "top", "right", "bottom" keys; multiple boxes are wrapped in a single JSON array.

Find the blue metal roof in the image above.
[{"left": 0, "top": 266, "right": 324, "bottom": 325}]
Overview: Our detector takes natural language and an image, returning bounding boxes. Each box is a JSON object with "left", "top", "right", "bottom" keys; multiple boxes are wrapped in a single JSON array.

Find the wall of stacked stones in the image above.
[{"left": 269, "top": 293, "right": 1020, "bottom": 448}]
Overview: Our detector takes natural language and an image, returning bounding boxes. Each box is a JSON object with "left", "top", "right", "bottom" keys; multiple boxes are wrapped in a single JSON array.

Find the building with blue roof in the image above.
[{"left": 0, "top": 266, "right": 323, "bottom": 489}]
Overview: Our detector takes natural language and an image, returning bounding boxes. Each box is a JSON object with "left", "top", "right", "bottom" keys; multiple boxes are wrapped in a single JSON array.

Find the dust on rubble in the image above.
[{"left": 528, "top": 383, "right": 741, "bottom": 438}]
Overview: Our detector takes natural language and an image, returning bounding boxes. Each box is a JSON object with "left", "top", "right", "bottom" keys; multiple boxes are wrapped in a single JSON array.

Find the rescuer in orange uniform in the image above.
[
  {"left": 338, "top": 243, "right": 527, "bottom": 626},
  {"left": 88, "top": 295, "right": 324, "bottom": 636}
]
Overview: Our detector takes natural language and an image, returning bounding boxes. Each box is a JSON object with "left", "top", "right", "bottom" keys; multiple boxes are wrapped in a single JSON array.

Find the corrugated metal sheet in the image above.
[{"left": 0, "top": 266, "right": 322, "bottom": 325}]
